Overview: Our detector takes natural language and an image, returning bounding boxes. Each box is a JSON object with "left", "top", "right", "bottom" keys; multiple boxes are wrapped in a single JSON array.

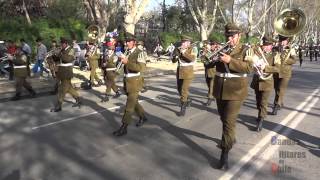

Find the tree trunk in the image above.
[
  {"left": 200, "top": 25, "right": 208, "bottom": 41},
  {"left": 123, "top": 0, "right": 150, "bottom": 34},
  {"left": 22, "top": 0, "right": 32, "bottom": 25}
]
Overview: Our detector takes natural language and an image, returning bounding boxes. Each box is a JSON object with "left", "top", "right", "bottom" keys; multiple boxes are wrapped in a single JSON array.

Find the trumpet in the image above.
[
  {"left": 201, "top": 41, "right": 231, "bottom": 65},
  {"left": 115, "top": 51, "right": 127, "bottom": 73}
]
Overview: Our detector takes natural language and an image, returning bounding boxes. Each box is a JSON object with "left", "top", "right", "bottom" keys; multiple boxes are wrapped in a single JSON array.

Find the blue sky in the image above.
[{"left": 146, "top": 0, "right": 176, "bottom": 11}]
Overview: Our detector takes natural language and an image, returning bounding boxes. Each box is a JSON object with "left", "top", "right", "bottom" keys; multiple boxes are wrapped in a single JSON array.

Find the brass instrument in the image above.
[
  {"left": 251, "top": 46, "right": 273, "bottom": 80},
  {"left": 115, "top": 51, "right": 127, "bottom": 73},
  {"left": 44, "top": 48, "right": 61, "bottom": 78},
  {"left": 201, "top": 41, "right": 231, "bottom": 65},
  {"left": 87, "top": 25, "right": 100, "bottom": 43},
  {"left": 274, "top": 8, "right": 306, "bottom": 63}
]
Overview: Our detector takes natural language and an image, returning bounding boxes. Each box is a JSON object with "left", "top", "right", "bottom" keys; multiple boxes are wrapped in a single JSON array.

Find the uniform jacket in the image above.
[
  {"left": 250, "top": 51, "right": 280, "bottom": 91},
  {"left": 275, "top": 48, "right": 297, "bottom": 78},
  {"left": 13, "top": 53, "right": 28, "bottom": 78},
  {"left": 172, "top": 47, "right": 196, "bottom": 79},
  {"left": 57, "top": 46, "right": 75, "bottom": 80},
  {"left": 123, "top": 47, "right": 144, "bottom": 93},
  {"left": 213, "top": 43, "right": 253, "bottom": 101}
]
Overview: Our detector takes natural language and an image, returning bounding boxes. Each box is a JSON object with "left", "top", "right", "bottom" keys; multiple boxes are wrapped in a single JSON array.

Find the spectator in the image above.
[
  {"left": 153, "top": 43, "right": 163, "bottom": 61},
  {"left": 32, "top": 37, "right": 49, "bottom": 77},
  {"left": 6, "top": 40, "right": 15, "bottom": 80},
  {"left": 166, "top": 43, "right": 175, "bottom": 59},
  {"left": 20, "top": 39, "right": 32, "bottom": 56}
]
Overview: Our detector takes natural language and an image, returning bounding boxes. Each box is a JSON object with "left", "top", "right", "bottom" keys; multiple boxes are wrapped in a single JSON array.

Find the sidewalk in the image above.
[{"left": 0, "top": 56, "right": 204, "bottom": 100}]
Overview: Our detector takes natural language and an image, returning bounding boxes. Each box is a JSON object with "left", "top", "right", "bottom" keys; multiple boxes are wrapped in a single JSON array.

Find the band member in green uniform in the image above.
[
  {"left": 113, "top": 33, "right": 147, "bottom": 137},
  {"left": 86, "top": 41, "right": 103, "bottom": 87},
  {"left": 101, "top": 45, "right": 121, "bottom": 102},
  {"left": 213, "top": 23, "right": 253, "bottom": 170},
  {"left": 51, "top": 38, "right": 81, "bottom": 112},
  {"left": 172, "top": 35, "right": 197, "bottom": 116},
  {"left": 250, "top": 36, "right": 279, "bottom": 131},
  {"left": 9, "top": 46, "right": 36, "bottom": 101},
  {"left": 271, "top": 35, "right": 297, "bottom": 115}
]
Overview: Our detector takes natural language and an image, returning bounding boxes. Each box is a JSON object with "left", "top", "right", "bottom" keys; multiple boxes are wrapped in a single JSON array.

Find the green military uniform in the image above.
[
  {"left": 11, "top": 50, "right": 36, "bottom": 100},
  {"left": 172, "top": 35, "right": 196, "bottom": 116},
  {"left": 200, "top": 42, "right": 216, "bottom": 106},
  {"left": 272, "top": 36, "right": 297, "bottom": 114},
  {"left": 214, "top": 23, "right": 253, "bottom": 170},
  {"left": 87, "top": 44, "right": 102, "bottom": 86},
  {"left": 47, "top": 45, "right": 61, "bottom": 94},
  {"left": 250, "top": 37, "right": 280, "bottom": 131},
  {"left": 51, "top": 39, "right": 80, "bottom": 112},
  {"left": 102, "top": 48, "right": 120, "bottom": 100},
  {"left": 137, "top": 41, "right": 148, "bottom": 92},
  {"left": 113, "top": 34, "right": 147, "bottom": 137},
  {"left": 121, "top": 47, "right": 145, "bottom": 124},
  {"left": 214, "top": 42, "right": 252, "bottom": 151}
]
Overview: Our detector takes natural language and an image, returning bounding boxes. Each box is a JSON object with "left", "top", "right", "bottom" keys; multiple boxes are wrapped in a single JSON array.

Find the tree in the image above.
[
  {"left": 123, "top": 0, "right": 150, "bottom": 34},
  {"left": 184, "top": 0, "right": 219, "bottom": 40},
  {"left": 83, "top": 0, "right": 121, "bottom": 41}
]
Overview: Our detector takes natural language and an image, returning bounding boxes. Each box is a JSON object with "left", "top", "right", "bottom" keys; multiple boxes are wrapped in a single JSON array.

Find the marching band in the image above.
[{"left": 1, "top": 7, "right": 311, "bottom": 171}]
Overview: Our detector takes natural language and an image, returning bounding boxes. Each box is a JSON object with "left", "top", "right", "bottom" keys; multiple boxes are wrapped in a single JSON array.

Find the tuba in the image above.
[
  {"left": 274, "top": 8, "right": 306, "bottom": 63},
  {"left": 87, "top": 24, "right": 100, "bottom": 43}
]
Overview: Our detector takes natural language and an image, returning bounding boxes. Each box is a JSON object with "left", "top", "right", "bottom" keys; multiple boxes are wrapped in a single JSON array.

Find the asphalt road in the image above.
[{"left": 0, "top": 59, "right": 319, "bottom": 180}]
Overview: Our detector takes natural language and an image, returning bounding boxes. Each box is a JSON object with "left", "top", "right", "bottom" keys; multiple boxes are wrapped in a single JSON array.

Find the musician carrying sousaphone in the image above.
[
  {"left": 271, "top": 8, "right": 305, "bottom": 115},
  {"left": 250, "top": 36, "right": 280, "bottom": 132}
]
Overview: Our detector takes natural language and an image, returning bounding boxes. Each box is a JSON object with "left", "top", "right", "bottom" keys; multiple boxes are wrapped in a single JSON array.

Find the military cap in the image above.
[
  {"left": 125, "top": 33, "right": 136, "bottom": 42},
  {"left": 181, "top": 35, "right": 193, "bottom": 42},
  {"left": 225, "top": 23, "right": 242, "bottom": 36},
  {"left": 262, "top": 36, "right": 276, "bottom": 46},
  {"left": 278, "top": 35, "right": 289, "bottom": 41},
  {"left": 60, "top": 37, "right": 69, "bottom": 44}
]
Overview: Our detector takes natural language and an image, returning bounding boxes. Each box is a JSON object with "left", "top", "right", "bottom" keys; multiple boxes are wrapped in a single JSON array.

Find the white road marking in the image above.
[
  {"left": 218, "top": 87, "right": 320, "bottom": 180},
  {"left": 31, "top": 97, "right": 156, "bottom": 130}
]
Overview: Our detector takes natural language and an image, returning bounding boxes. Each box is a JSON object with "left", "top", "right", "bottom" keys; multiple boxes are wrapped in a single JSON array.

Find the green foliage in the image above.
[
  {"left": 159, "top": 31, "right": 226, "bottom": 49},
  {"left": 0, "top": 16, "right": 86, "bottom": 58}
]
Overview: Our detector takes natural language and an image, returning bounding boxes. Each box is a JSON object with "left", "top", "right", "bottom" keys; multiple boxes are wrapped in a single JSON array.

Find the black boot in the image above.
[
  {"left": 271, "top": 105, "right": 279, "bottom": 115},
  {"left": 178, "top": 102, "right": 187, "bottom": 116},
  {"left": 101, "top": 95, "right": 110, "bottom": 102},
  {"left": 206, "top": 99, "right": 213, "bottom": 106},
  {"left": 11, "top": 93, "right": 21, "bottom": 101},
  {"left": 29, "top": 90, "right": 36, "bottom": 98},
  {"left": 113, "top": 123, "right": 128, "bottom": 136},
  {"left": 50, "top": 104, "right": 62, "bottom": 112},
  {"left": 98, "top": 80, "right": 103, "bottom": 86},
  {"left": 186, "top": 98, "right": 192, "bottom": 107},
  {"left": 136, "top": 116, "right": 148, "bottom": 127},
  {"left": 73, "top": 97, "right": 82, "bottom": 108},
  {"left": 256, "top": 117, "right": 264, "bottom": 132},
  {"left": 218, "top": 149, "right": 229, "bottom": 170},
  {"left": 113, "top": 90, "right": 121, "bottom": 98}
]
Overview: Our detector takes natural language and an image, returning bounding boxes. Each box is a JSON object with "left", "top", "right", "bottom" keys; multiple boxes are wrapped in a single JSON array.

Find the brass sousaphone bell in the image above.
[
  {"left": 87, "top": 24, "right": 100, "bottom": 43},
  {"left": 274, "top": 8, "right": 306, "bottom": 37}
]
